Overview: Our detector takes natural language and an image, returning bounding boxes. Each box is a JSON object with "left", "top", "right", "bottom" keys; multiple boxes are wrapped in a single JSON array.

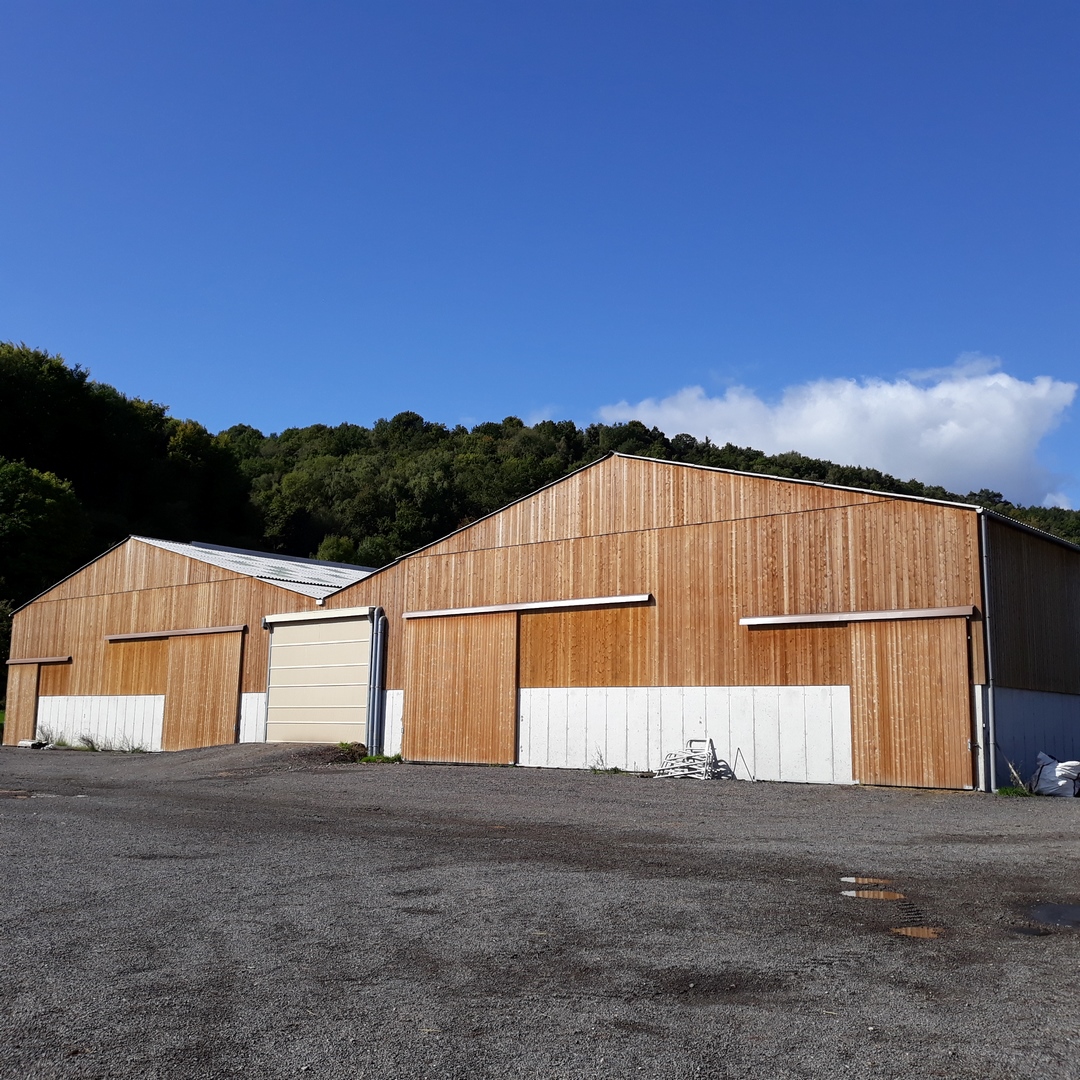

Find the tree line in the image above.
[{"left": 3, "top": 341, "right": 1077, "bottom": 695}]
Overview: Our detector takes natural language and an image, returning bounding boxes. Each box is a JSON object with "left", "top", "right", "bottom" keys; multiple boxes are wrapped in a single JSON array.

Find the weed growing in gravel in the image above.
[
  {"left": 334, "top": 743, "right": 403, "bottom": 765},
  {"left": 589, "top": 749, "right": 623, "bottom": 775},
  {"left": 995, "top": 785, "right": 1032, "bottom": 797}
]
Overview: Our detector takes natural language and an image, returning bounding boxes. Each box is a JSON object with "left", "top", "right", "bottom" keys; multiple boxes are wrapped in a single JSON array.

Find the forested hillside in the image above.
[{"left": 3, "top": 342, "right": 1078, "bottom": 694}]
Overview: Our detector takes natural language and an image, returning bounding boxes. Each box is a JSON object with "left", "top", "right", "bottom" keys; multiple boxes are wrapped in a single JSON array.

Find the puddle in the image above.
[
  {"left": 841, "top": 875, "right": 940, "bottom": 939},
  {"left": 1028, "top": 903, "right": 1080, "bottom": 928}
]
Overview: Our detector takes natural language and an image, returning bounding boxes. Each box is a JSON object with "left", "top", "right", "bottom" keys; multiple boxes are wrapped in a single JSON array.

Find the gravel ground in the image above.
[{"left": 1, "top": 744, "right": 1079, "bottom": 1080}]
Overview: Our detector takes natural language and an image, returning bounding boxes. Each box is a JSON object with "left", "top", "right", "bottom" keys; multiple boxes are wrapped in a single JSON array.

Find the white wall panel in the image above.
[
  {"left": 384, "top": 690, "right": 404, "bottom": 757},
  {"left": 239, "top": 694, "right": 267, "bottom": 743},
  {"left": 753, "top": 688, "right": 782, "bottom": 782},
  {"left": 803, "top": 687, "right": 834, "bottom": 784},
  {"left": 994, "top": 687, "right": 1080, "bottom": 783},
  {"left": 777, "top": 687, "right": 808, "bottom": 783},
  {"left": 36, "top": 696, "right": 165, "bottom": 752},
  {"left": 565, "top": 689, "right": 588, "bottom": 769},
  {"left": 585, "top": 686, "right": 608, "bottom": 768},
  {"left": 625, "top": 689, "right": 649, "bottom": 771},
  {"left": 517, "top": 685, "right": 853, "bottom": 783},
  {"left": 727, "top": 687, "right": 757, "bottom": 779}
]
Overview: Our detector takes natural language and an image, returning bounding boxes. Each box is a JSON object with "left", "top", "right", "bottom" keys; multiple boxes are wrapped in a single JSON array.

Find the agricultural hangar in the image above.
[
  {"left": 6, "top": 453, "right": 1080, "bottom": 791},
  {"left": 4, "top": 537, "right": 373, "bottom": 752},
  {"left": 324, "top": 453, "right": 1080, "bottom": 791}
]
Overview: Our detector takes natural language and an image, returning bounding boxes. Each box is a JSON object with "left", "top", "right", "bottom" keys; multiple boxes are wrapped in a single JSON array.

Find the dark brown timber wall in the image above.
[
  {"left": 331, "top": 455, "right": 985, "bottom": 787},
  {"left": 986, "top": 517, "right": 1080, "bottom": 694}
]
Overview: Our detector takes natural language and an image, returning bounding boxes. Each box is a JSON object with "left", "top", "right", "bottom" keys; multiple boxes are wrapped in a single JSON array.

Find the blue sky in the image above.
[{"left": 2, "top": 1, "right": 1078, "bottom": 504}]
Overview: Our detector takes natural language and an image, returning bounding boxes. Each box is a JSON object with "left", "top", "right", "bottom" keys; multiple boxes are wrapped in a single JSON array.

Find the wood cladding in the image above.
[
  {"left": 161, "top": 632, "right": 243, "bottom": 750},
  {"left": 422, "top": 454, "right": 883, "bottom": 555},
  {"left": 519, "top": 606, "right": 654, "bottom": 687},
  {"left": 3, "top": 537, "right": 319, "bottom": 746},
  {"left": 336, "top": 491, "right": 984, "bottom": 693},
  {"left": 986, "top": 518, "right": 1080, "bottom": 694},
  {"left": 851, "top": 617, "right": 974, "bottom": 788},
  {"left": 5, "top": 663, "right": 39, "bottom": 744},
  {"left": 103, "top": 639, "right": 169, "bottom": 696},
  {"left": 403, "top": 612, "right": 518, "bottom": 764},
  {"left": 329, "top": 456, "right": 988, "bottom": 787}
]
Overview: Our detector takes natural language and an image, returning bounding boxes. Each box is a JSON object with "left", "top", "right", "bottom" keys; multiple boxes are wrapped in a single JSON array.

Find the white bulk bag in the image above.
[{"left": 1030, "top": 751, "right": 1080, "bottom": 797}]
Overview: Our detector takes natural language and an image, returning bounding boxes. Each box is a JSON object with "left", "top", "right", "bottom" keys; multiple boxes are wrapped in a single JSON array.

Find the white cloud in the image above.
[{"left": 598, "top": 357, "right": 1076, "bottom": 504}]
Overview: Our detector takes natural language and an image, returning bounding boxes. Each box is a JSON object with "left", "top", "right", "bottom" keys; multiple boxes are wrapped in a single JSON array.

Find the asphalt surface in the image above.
[{"left": 1, "top": 744, "right": 1079, "bottom": 1079}]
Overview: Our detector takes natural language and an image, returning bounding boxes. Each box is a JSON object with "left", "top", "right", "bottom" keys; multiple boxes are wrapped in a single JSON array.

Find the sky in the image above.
[{"left": 2, "top": 1, "right": 1078, "bottom": 506}]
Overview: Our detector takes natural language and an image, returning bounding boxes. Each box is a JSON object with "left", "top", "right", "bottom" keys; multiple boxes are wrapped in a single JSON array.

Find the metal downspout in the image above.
[
  {"left": 366, "top": 608, "right": 388, "bottom": 755},
  {"left": 979, "top": 511, "right": 998, "bottom": 792}
]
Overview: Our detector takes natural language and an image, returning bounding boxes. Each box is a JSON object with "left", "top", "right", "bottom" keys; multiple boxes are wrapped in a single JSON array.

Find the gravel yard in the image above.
[{"left": 1, "top": 744, "right": 1078, "bottom": 1079}]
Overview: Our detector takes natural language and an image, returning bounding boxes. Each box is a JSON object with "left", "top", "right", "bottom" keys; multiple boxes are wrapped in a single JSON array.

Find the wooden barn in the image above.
[
  {"left": 314, "top": 453, "right": 1080, "bottom": 791},
  {"left": 3, "top": 537, "right": 373, "bottom": 752},
  {"left": 7, "top": 454, "right": 1079, "bottom": 790}
]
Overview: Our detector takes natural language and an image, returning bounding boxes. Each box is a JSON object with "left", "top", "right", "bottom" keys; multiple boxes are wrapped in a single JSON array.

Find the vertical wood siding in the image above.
[
  {"left": 403, "top": 612, "right": 518, "bottom": 764},
  {"left": 518, "top": 605, "right": 654, "bottom": 687},
  {"left": 328, "top": 456, "right": 985, "bottom": 786},
  {"left": 850, "top": 617, "right": 974, "bottom": 788},
  {"left": 4, "top": 537, "right": 320, "bottom": 746},
  {"left": 161, "top": 631, "right": 244, "bottom": 750},
  {"left": 5, "top": 663, "right": 40, "bottom": 744},
  {"left": 986, "top": 518, "right": 1080, "bottom": 694}
]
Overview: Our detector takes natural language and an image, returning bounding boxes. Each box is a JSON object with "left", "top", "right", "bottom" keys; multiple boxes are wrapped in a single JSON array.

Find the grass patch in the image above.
[
  {"left": 996, "top": 785, "right": 1032, "bottom": 797},
  {"left": 335, "top": 742, "right": 403, "bottom": 765}
]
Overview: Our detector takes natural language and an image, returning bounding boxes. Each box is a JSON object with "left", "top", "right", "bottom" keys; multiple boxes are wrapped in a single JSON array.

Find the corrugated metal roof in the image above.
[{"left": 132, "top": 537, "right": 374, "bottom": 599}]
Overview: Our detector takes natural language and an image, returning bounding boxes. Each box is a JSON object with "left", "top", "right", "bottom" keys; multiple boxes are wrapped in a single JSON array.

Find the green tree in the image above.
[{"left": 0, "top": 458, "right": 92, "bottom": 700}]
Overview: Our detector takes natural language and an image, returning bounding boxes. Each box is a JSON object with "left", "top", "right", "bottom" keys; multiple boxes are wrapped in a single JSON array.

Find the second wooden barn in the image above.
[
  {"left": 4, "top": 537, "right": 374, "bottom": 751},
  {"left": 321, "top": 452, "right": 1080, "bottom": 791}
]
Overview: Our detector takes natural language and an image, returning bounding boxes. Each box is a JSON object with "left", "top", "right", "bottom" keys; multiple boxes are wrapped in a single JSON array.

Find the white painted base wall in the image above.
[
  {"left": 994, "top": 687, "right": 1080, "bottom": 782},
  {"left": 36, "top": 696, "right": 165, "bottom": 752},
  {"left": 518, "top": 685, "right": 853, "bottom": 784},
  {"left": 239, "top": 694, "right": 267, "bottom": 743},
  {"left": 384, "top": 690, "right": 404, "bottom": 757}
]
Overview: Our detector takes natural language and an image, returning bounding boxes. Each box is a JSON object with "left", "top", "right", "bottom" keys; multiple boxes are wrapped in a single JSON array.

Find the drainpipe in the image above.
[
  {"left": 365, "top": 608, "right": 388, "bottom": 755},
  {"left": 979, "top": 511, "right": 998, "bottom": 792}
]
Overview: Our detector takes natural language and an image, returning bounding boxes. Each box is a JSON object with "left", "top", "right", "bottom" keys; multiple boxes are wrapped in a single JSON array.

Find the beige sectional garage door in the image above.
[{"left": 266, "top": 613, "right": 372, "bottom": 743}]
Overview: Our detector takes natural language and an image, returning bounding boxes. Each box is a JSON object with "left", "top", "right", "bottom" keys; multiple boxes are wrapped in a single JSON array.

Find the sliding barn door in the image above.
[
  {"left": 851, "top": 617, "right": 974, "bottom": 789},
  {"left": 161, "top": 632, "right": 244, "bottom": 751},
  {"left": 403, "top": 612, "right": 518, "bottom": 764},
  {"left": 4, "top": 663, "right": 40, "bottom": 744}
]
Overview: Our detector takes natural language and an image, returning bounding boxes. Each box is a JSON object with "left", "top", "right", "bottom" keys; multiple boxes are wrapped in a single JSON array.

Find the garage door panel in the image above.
[
  {"left": 269, "top": 663, "right": 369, "bottom": 688},
  {"left": 271, "top": 620, "right": 371, "bottom": 646},
  {"left": 268, "top": 683, "right": 369, "bottom": 708},
  {"left": 269, "top": 641, "right": 370, "bottom": 668},
  {"left": 266, "top": 718, "right": 370, "bottom": 743},
  {"left": 266, "top": 615, "right": 372, "bottom": 744}
]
